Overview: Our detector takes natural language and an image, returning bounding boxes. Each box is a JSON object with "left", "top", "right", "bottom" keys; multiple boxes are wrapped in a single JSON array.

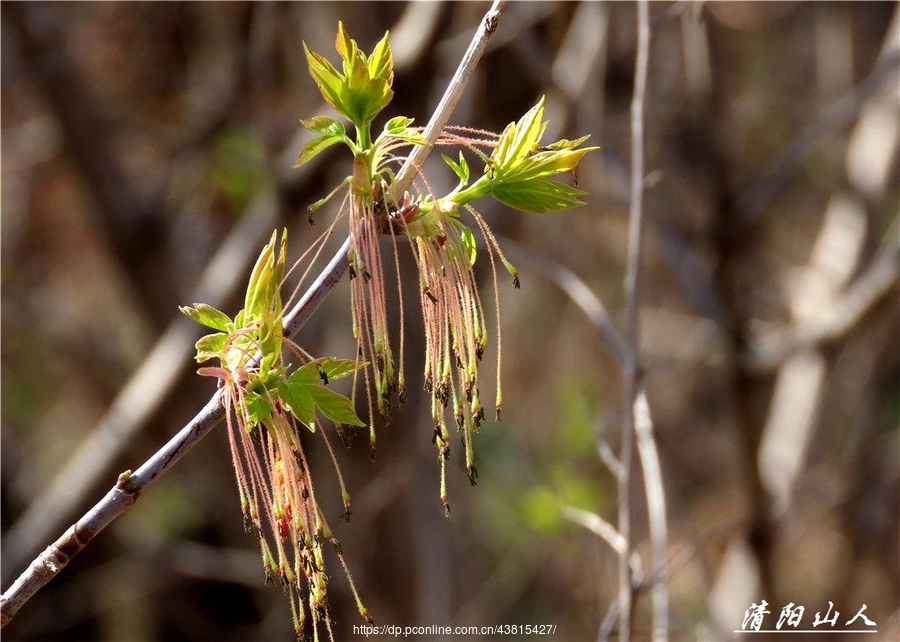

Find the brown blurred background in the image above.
[{"left": 2, "top": 2, "right": 898, "bottom": 641}]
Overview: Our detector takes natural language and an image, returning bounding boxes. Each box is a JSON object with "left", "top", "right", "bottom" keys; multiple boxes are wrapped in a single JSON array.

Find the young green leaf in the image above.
[
  {"left": 295, "top": 134, "right": 345, "bottom": 167},
  {"left": 180, "top": 303, "right": 232, "bottom": 332},
  {"left": 384, "top": 116, "right": 413, "bottom": 133},
  {"left": 308, "top": 358, "right": 366, "bottom": 381},
  {"left": 301, "top": 116, "right": 346, "bottom": 137},
  {"left": 280, "top": 372, "right": 317, "bottom": 429},
  {"left": 545, "top": 134, "right": 591, "bottom": 151},
  {"left": 503, "top": 147, "right": 595, "bottom": 184},
  {"left": 303, "top": 23, "right": 394, "bottom": 134},
  {"left": 366, "top": 30, "right": 393, "bottom": 85},
  {"left": 491, "top": 177, "right": 588, "bottom": 214},
  {"left": 244, "top": 230, "right": 278, "bottom": 318},
  {"left": 194, "top": 332, "right": 228, "bottom": 363},
  {"left": 442, "top": 151, "right": 470, "bottom": 186},
  {"left": 281, "top": 364, "right": 365, "bottom": 429},
  {"left": 489, "top": 97, "right": 548, "bottom": 176},
  {"left": 303, "top": 46, "right": 347, "bottom": 116},
  {"left": 456, "top": 225, "right": 477, "bottom": 267},
  {"left": 308, "top": 385, "right": 366, "bottom": 426},
  {"left": 245, "top": 390, "right": 273, "bottom": 427}
]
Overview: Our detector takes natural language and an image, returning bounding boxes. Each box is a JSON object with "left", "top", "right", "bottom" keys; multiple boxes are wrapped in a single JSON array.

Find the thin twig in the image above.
[
  {"left": 495, "top": 233, "right": 669, "bottom": 640},
  {"left": 0, "top": 2, "right": 508, "bottom": 627},
  {"left": 633, "top": 389, "right": 668, "bottom": 640},
  {"left": 618, "top": 1, "right": 651, "bottom": 640},
  {"left": 561, "top": 506, "right": 625, "bottom": 553}
]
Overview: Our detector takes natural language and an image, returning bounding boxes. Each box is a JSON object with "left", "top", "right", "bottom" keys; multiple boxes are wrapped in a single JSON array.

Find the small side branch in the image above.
[
  {"left": 618, "top": 1, "right": 651, "bottom": 640},
  {"left": 562, "top": 505, "right": 626, "bottom": 554},
  {"left": 633, "top": 390, "right": 668, "bottom": 641}
]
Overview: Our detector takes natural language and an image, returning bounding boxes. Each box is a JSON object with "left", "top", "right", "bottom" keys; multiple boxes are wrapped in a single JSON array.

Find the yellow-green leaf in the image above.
[
  {"left": 301, "top": 116, "right": 346, "bottom": 137},
  {"left": 179, "top": 303, "right": 232, "bottom": 332},
  {"left": 295, "top": 134, "right": 345, "bottom": 167},
  {"left": 309, "top": 385, "right": 366, "bottom": 426},
  {"left": 491, "top": 178, "right": 588, "bottom": 214}
]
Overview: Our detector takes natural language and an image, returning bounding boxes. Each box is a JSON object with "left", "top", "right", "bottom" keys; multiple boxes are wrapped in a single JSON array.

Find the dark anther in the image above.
[
  {"left": 443, "top": 500, "right": 451, "bottom": 517},
  {"left": 318, "top": 368, "right": 329, "bottom": 385},
  {"left": 341, "top": 506, "right": 352, "bottom": 524},
  {"left": 512, "top": 274, "right": 520, "bottom": 289},
  {"left": 363, "top": 269, "right": 372, "bottom": 282},
  {"left": 336, "top": 425, "right": 354, "bottom": 448},
  {"left": 467, "top": 465, "right": 479, "bottom": 487},
  {"left": 307, "top": 207, "right": 316, "bottom": 225},
  {"left": 348, "top": 265, "right": 357, "bottom": 280}
]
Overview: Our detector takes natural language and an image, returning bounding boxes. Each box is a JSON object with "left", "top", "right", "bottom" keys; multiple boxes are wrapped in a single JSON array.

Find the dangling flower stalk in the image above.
[
  {"left": 297, "top": 24, "right": 597, "bottom": 514},
  {"left": 180, "top": 230, "right": 371, "bottom": 641}
]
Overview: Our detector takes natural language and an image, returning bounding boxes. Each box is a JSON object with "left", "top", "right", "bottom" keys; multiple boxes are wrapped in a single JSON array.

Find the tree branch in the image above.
[
  {"left": 618, "top": 1, "right": 651, "bottom": 639},
  {"left": 1, "top": 1, "right": 507, "bottom": 627}
]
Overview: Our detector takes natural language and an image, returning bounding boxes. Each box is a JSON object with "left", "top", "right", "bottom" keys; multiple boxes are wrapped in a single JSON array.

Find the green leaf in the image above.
[
  {"left": 244, "top": 228, "right": 287, "bottom": 329},
  {"left": 280, "top": 374, "right": 316, "bottom": 429},
  {"left": 308, "top": 385, "right": 366, "bottom": 426},
  {"left": 309, "top": 358, "right": 366, "bottom": 381},
  {"left": 295, "top": 134, "right": 344, "bottom": 167},
  {"left": 507, "top": 147, "right": 595, "bottom": 183},
  {"left": 304, "top": 23, "right": 394, "bottom": 130},
  {"left": 545, "top": 135, "right": 591, "bottom": 151},
  {"left": 281, "top": 363, "right": 365, "bottom": 429},
  {"left": 245, "top": 390, "right": 273, "bottom": 426},
  {"left": 490, "top": 96, "right": 548, "bottom": 174},
  {"left": 384, "top": 116, "right": 414, "bottom": 133},
  {"left": 456, "top": 224, "right": 477, "bottom": 267},
  {"left": 491, "top": 178, "right": 588, "bottom": 214},
  {"left": 382, "top": 117, "right": 429, "bottom": 146},
  {"left": 301, "top": 116, "right": 346, "bottom": 137},
  {"left": 194, "top": 332, "right": 227, "bottom": 363},
  {"left": 366, "top": 30, "right": 393, "bottom": 84},
  {"left": 442, "top": 151, "right": 469, "bottom": 186},
  {"left": 392, "top": 129, "right": 429, "bottom": 146},
  {"left": 334, "top": 21, "right": 357, "bottom": 69},
  {"left": 180, "top": 303, "right": 232, "bottom": 332},
  {"left": 244, "top": 230, "right": 278, "bottom": 317},
  {"left": 303, "top": 45, "right": 346, "bottom": 115}
]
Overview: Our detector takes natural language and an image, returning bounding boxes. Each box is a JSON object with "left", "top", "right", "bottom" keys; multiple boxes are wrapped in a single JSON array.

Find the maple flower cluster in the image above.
[{"left": 181, "top": 22, "right": 596, "bottom": 641}]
